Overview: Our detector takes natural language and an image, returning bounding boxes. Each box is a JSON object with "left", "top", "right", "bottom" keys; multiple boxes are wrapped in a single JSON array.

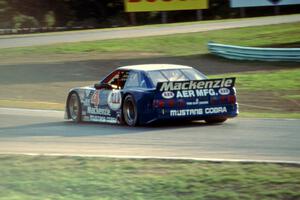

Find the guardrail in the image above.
[{"left": 208, "top": 42, "right": 300, "bottom": 62}]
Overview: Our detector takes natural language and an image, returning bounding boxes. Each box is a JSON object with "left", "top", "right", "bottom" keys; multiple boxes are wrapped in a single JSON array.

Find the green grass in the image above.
[
  {"left": 283, "top": 94, "right": 300, "bottom": 100},
  {"left": 1, "top": 22, "right": 300, "bottom": 57},
  {"left": 210, "top": 69, "right": 300, "bottom": 92},
  {"left": 210, "top": 69, "right": 300, "bottom": 118},
  {"left": 0, "top": 155, "right": 299, "bottom": 200}
]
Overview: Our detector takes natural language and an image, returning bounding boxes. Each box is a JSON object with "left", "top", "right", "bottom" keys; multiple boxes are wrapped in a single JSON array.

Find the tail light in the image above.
[
  {"left": 210, "top": 96, "right": 218, "bottom": 105},
  {"left": 153, "top": 99, "right": 185, "bottom": 108},
  {"left": 228, "top": 95, "right": 236, "bottom": 104},
  {"left": 158, "top": 100, "right": 165, "bottom": 108},
  {"left": 220, "top": 96, "right": 227, "bottom": 103},
  {"left": 177, "top": 99, "right": 186, "bottom": 107},
  {"left": 210, "top": 95, "right": 236, "bottom": 105},
  {"left": 153, "top": 100, "right": 166, "bottom": 108},
  {"left": 167, "top": 99, "right": 175, "bottom": 107}
]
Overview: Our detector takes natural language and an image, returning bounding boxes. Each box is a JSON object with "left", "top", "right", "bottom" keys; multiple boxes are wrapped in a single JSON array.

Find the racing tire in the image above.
[
  {"left": 123, "top": 95, "right": 138, "bottom": 126},
  {"left": 67, "top": 92, "right": 82, "bottom": 123},
  {"left": 205, "top": 117, "right": 227, "bottom": 124}
]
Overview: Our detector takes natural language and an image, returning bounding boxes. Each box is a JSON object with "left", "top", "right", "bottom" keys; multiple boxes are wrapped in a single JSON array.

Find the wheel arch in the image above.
[
  {"left": 121, "top": 92, "right": 134, "bottom": 121},
  {"left": 66, "top": 90, "right": 83, "bottom": 119}
]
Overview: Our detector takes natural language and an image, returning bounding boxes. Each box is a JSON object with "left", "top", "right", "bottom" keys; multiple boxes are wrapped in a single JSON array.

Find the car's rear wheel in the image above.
[
  {"left": 205, "top": 117, "right": 227, "bottom": 124},
  {"left": 67, "top": 92, "right": 81, "bottom": 123},
  {"left": 123, "top": 95, "right": 138, "bottom": 126}
]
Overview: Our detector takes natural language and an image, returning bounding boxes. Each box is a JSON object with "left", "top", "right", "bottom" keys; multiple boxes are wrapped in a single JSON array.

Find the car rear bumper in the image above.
[{"left": 140, "top": 104, "right": 238, "bottom": 124}]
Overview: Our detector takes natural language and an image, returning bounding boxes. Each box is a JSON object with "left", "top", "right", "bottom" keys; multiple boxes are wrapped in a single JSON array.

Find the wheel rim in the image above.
[
  {"left": 125, "top": 99, "right": 135, "bottom": 124},
  {"left": 69, "top": 94, "right": 79, "bottom": 120}
]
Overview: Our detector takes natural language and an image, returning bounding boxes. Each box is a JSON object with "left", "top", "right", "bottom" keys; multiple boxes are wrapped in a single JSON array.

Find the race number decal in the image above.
[
  {"left": 91, "top": 90, "right": 100, "bottom": 107},
  {"left": 108, "top": 90, "right": 122, "bottom": 111}
]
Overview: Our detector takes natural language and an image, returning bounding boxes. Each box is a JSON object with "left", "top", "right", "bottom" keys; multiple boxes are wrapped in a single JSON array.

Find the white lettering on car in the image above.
[
  {"left": 87, "top": 107, "right": 111, "bottom": 116},
  {"left": 204, "top": 107, "right": 227, "bottom": 114},
  {"left": 159, "top": 78, "right": 235, "bottom": 91},
  {"left": 170, "top": 109, "right": 203, "bottom": 116},
  {"left": 108, "top": 90, "right": 122, "bottom": 111},
  {"left": 176, "top": 89, "right": 216, "bottom": 98},
  {"left": 89, "top": 115, "right": 117, "bottom": 123}
]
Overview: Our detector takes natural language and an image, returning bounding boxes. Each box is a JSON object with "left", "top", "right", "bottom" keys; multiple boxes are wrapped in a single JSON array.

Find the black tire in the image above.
[
  {"left": 205, "top": 117, "right": 227, "bottom": 124},
  {"left": 67, "top": 92, "right": 82, "bottom": 123},
  {"left": 122, "top": 95, "right": 138, "bottom": 126}
]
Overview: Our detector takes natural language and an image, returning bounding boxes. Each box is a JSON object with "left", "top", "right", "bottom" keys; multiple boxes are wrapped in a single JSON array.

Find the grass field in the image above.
[
  {"left": 0, "top": 155, "right": 299, "bottom": 200},
  {"left": 1, "top": 22, "right": 300, "bottom": 58},
  {"left": 210, "top": 69, "right": 300, "bottom": 117},
  {"left": 211, "top": 69, "right": 300, "bottom": 91}
]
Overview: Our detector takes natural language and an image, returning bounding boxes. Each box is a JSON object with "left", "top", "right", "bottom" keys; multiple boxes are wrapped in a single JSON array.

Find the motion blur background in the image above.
[{"left": 1, "top": 0, "right": 300, "bottom": 30}]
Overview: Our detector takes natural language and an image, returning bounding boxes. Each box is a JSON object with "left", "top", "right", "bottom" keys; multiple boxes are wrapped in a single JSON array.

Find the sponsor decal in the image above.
[
  {"left": 176, "top": 89, "right": 217, "bottom": 98},
  {"left": 204, "top": 107, "right": 227, "bottom": 114},
  {"left": 85, "top": 90, "right": 91, "bottom": 97},
  {"left": 87, "top": 107, "right": 111, "bottom": 116},
  {"left": 125, "top": 0, "right": 208, "bottom": 12},
  {"left": 218, "top": 88, "right": 230, "bottom": 95},
  {"left": 170, "top": 106, "right": 228, "bottom": 116},
  {"left": 83, "top": 98, "right": 90, "bottom": 106},
  {"left": 162, "top": 91, "right": 175, "bottom": 99},
  {"left": 186, "top": 99, "right": 208, "bottom": 106},
  {"left": 170, "top": 109, "right": 203, "bottom": 117},
  {"left": 82, "top": 116, "right": 90, "bottom": 121},
  {"left": 89, "top": 115, "right": 117, "bottom": 123},
  {"left": 108, "top": 90, "right": 122, "bottom": 111},
  {"left": 158, "top": 78, "right": 235, "bottom": 92},
  {"left": 90, "top": 90, "right": 100, "bottom": 106}
]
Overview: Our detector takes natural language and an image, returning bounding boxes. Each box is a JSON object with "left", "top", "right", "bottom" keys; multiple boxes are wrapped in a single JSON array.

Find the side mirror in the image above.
[{"left": 94, "top": 83, "right": 113, "bottom": 90}]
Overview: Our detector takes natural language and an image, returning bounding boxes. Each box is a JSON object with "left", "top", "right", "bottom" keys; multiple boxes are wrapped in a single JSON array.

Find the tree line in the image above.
[{"left": 0, "top": 0, "right": 299, "bottom": 29}]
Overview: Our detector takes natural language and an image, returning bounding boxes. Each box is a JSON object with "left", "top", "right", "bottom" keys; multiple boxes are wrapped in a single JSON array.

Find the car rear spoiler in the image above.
[{"left": 153, "top": 77, "right": 236, "bottom": 108}]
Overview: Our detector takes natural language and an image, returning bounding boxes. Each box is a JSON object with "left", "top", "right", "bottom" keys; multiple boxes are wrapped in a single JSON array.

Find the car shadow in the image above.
[{"left": 0, "top": 119, "right": 225, "bottom": 138}]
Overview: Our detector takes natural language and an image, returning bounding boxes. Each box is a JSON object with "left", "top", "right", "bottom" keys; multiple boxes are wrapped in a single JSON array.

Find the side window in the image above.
[
  {"left": 124, "top": 71, "right": 149, "bottom": 88},
  {"left": 125, "top": 71, "right": 140, "bottom": 88},
  {"left": 102, "top": 70, "right": 129, "bottom": 89},
  {"left": 147, "top": 71, "right": 167, "bottom": 87}
]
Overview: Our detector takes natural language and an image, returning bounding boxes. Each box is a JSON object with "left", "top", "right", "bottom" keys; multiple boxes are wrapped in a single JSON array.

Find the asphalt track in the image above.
[
  {"left": 0, "top": 108, "right": 299, "bottom": 163},
  {"left": 0, "top": 14, "right": 300, "bottom": 48}
]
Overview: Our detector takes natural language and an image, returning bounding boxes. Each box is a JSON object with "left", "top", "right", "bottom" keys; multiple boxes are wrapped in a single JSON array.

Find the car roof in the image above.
[{"left": 118, "top": 64, "right": 193, "bottom": 71}]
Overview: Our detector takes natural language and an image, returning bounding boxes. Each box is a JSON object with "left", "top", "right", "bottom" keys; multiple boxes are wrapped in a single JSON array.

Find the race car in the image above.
[{"left": 65, "top": 64, "right": 238, "bottom": 126}]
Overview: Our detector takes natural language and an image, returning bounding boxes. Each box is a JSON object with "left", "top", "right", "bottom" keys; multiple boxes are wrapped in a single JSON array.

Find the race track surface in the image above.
[
  {"left": 0, "top": 14, "right": 300, "bottom": 48},
  {"left": 0, "top": 108, "right": 299, "bottom": 162}
]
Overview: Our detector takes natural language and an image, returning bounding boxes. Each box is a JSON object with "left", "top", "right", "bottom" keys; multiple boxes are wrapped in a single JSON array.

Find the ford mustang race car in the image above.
[{"left": 65, "top": 64, "right": 238, "bottom": 126}]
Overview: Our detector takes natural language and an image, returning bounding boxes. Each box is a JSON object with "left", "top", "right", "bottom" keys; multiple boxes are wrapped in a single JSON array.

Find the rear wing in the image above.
[{"left": 153, "top": 78, "right": 236, "bottom": 111}]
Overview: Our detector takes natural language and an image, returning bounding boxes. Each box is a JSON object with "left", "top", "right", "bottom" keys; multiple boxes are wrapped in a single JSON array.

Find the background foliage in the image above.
[{"left": 0, "top": 0, "right": 299, "bottom": 29}]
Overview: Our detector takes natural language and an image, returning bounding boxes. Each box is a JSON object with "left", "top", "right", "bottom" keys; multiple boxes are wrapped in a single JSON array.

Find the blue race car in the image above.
[{"left": 65, "top": 64, "right": 238, "bottom": 126}]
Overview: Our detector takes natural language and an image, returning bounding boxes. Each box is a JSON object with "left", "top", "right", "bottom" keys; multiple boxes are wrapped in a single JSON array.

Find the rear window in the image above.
[
  {"left": 181, "top": 69, "right": 207, "bottom": 80},
  {"left": 147, "top": 68, "right": 206, "bottom": 87}
]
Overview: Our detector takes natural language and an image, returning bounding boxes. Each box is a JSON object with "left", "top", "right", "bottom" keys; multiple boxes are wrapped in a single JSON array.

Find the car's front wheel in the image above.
[
  {"left": 123, "top": 95, "right": 138, "bottom": 126},
  {"left": 67, "top": 92, "right": 82, "bottom": 123}
]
